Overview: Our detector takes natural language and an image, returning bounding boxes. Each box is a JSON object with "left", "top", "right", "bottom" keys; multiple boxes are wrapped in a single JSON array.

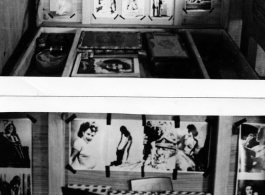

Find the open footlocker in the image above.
[{"left": 4, "top": 0, "right": 262, "bottom": 79}]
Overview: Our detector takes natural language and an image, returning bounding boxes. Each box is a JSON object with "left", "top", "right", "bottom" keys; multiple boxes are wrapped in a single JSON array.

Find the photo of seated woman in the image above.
[{"left": 0, "top": 120, "right": 31, "bottom": 168}]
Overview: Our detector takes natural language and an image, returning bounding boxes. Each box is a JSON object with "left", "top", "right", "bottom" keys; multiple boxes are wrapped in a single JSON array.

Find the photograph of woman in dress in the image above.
[
  {"left": 70, "top": 122, "right": 100, "bottom": 170},
  {"left": 0, "top": 121, "right": 30, "bottom": 168}
]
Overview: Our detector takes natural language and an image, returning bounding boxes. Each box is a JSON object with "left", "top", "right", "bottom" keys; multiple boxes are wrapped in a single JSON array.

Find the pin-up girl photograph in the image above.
[
  {"left": 50, "top": 0, "right": 73, "bottom": 16},
  {"left": 0, "top": 173, "right": 31, "bottom": 195},
  {"left": 95, "top": 0, "right": 117, "bottom": 17},
  {"left": 122, "top": 0, "right": 144, "bottom": 18},
  {"left": 127, "top": 0, "right": 138, "bottom": 10},
  {"left": 237, "top": 180, "right": 265, "bottom": 195},
  {"left": 0, "top": 120, "right": 31, "bottom": 168},
  {"left": 110, "top": 126, "right": 133, "bottom": 166},
  {"left": 151, "top": 0, "right": 173, "bottom": 18},
  {"left": 239, "top": 124, "right": 265, "bottom": 173},
  {"left": 70, "top": 122, "right": 102, "bottom": 170},
  {"left": 108, "top": 119, "right": 143, "bottom": 171},
  {"left": 144, "top": 121, "right": 207, "bottom": 172}
]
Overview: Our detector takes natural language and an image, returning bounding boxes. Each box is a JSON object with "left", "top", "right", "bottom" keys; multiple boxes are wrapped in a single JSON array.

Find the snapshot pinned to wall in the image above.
[
  {"left": 69, "top": 119, "right": 107, "bottom": 170},
  {"left": 143, "top": 121, "right": 208, "bottom": 172},
  {"left": 108, "top": 119, "right": 143, "bottom": 171},
  {"left": 122, "top": 0, "right": 145, "bottom": 18},
  {"left": 0, "top": 119, "right": 31, "bottom": 168},
  {"left": 185, "top": 0, "right": 212, "bottom": 11},
  {"left": 50, "top": 0, "right": 74, "bottom": 16},
  {"left": 94, "top": 0, "right": 118, "bottom": 18},
  {"left": 71, "top": 54, "right": 140, "bottom": 77},
  {"left": 238, "top": 123, "right": 265, "bottom": 174},
  {"left": 236, "top": 180, "right": 265, "bottom": 195},
  {"left": 0, "top": 171, "right": 31, "bottom": 195},
  {"left": 150, "top": 0, "right": 174, "bottom": 18}
]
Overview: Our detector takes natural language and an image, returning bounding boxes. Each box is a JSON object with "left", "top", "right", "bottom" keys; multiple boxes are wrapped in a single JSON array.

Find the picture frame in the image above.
[{"left": 71, "top": 54, "right": 140, "bottom": 77}]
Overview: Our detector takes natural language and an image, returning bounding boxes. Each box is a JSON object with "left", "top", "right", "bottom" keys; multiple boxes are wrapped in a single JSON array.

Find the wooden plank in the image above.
[
  {"left": 227, "top": 0, "right": 243, "bottom": 47},
  {"left": 37, "top": 0, "right": 44, "bottom": 26},
  {"left": 49, "top": 113, "right": 65, "bottom": 195},
  {"left": 240, "top": 0, "right": 253, "bottom": 55},
  {"left": 213, "top": 116, "right": 233, "bottom": 195},
  {"left": 174, "top": 0, "right": 184, "bottom": 26},
  {"left": 1, "top": 0, "right": 32, "bottom": 74},
  {"left": 62, "top": 28, "right": 81, "bottom": 77},
  {"left": 254, "top": 43, "right": 265, "bottom": 77},
  {"left": 185, "top": 31, "right": 210, "bottom": 79},
  {"left": 250, "top": 14, "right": 265, "bottom": 53},
  {"left": 246, "top": 37, "right": 258, "bottom": 69},
  {"left": 82, "top": 0, "right": 91, "bottom": 24},
  {"left": 220, "top": 0, "right": 230, "bottom": 30},
  {"left": 10, "top": 28, "right": 42, "bottom": 76},
  {"left": 221, "top": 31, "right": 260, "bottom": 79}
]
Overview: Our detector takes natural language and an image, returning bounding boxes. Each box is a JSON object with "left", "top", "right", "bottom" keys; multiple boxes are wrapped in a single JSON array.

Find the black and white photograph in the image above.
[
  {"left": 237, "top": 180, "right": 265, "bottom": 195},
  {"left": 238, "top": 124, "right": 265, "bottom": 173},
  {"left": 122, "top": 0, "right": 144, "bottom": 18},
  {"left": 143, "top": 121, "right": 208, "bottom": 172},
  {"left": 0, "top": 119, "right": 31, "bottom": 168},
  {"left": 71, "top": 54, "right": 140, "bottom": 77},
  {"left": 150, "top": 0, "right": 174, "bottom": 18},
  {"left": 108, "top": 119, "right": 143, "bottom": 171},
  {"left": 0, "top": 171, "right": 31, "bottom": 195},
  {"left": 185, "top": 0, "right": 212, "bottom": 11},
  {"left": 69, "top": 119, "right": 107, "bottom": 170},
  {"left": 50, "top": 0, "right": 74, "bottom": 16},
  {"left": 94, "top": 0, "right": 117, "bottom": 18}
]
